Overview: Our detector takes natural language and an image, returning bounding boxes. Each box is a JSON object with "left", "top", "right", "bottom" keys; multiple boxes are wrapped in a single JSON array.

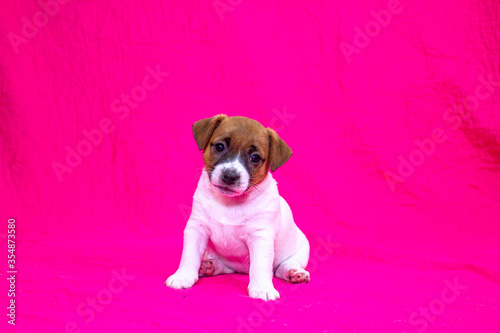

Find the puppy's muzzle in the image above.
[
  {"left": 221, "top": 168, "right": 240, "bottom": 185},
  {"left": 210, "top": 158, "right": 250, "bottom": 196}
]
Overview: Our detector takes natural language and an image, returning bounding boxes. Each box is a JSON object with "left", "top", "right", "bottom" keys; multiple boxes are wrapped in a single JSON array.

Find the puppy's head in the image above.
[{"left": 193, "top": 114, "right": 292, "bottom": 197}]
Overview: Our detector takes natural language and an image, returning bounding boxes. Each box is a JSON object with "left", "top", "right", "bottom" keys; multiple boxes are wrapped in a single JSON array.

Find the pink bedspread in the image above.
[{"left": 1, "top": 1, "right": 499, "bottom": 332}]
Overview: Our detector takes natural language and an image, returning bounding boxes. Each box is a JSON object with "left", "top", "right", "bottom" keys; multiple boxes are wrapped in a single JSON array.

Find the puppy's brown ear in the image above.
[
  {"left": 192, "top": 114, "right": 227, "bottom": 150},
  {"left": 268, "top": 128, "right": 292, "bottom": 172}
]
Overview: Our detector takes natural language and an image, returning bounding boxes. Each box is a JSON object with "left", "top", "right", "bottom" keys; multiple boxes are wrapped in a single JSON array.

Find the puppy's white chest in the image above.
[
  {"left": 208, "top": 205, "right": 248, "bottom": 226},
  {"left": 192, "top": 171, "right": 281, "bottom": 263},
  {"left": 207, "top": 222, "right": 249, "bottom": 258}
]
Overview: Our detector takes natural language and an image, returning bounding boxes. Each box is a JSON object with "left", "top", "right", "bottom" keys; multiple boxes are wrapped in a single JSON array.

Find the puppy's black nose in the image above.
[{"left": 221, "top": 168, "right": 240, "bottom": 185}]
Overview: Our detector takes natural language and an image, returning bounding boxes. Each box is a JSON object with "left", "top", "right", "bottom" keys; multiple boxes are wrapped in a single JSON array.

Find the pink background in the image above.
[{"left": 1, "top": 0, "right": 500, "bottom": 332}]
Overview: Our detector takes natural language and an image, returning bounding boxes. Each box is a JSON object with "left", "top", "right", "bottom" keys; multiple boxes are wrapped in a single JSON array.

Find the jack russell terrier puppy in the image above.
[{"left": 165, "top": 114, "right": 310, "bottom": 300}]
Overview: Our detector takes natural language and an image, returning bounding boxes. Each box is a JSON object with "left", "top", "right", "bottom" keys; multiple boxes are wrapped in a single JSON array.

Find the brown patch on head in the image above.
[{"left": 192, "top": 115, "right": 292, "bottom": 189}]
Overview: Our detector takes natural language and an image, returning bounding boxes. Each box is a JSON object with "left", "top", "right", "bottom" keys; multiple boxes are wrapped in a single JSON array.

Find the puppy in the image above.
[{"left": 165, "top": 114, "right": 310, "bottom": 300}]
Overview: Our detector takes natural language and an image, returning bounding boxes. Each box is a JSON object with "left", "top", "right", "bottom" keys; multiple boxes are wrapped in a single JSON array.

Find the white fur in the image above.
[
  {"left": 165, "top": 170, "right": 310, "bottom": 300},
  {"left": 210, "top": 157, "right": 250, "bottom": 196}
]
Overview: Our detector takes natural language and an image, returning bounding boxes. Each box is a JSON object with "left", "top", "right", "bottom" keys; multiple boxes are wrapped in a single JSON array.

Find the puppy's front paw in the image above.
[
  {"left": 248, "top": 284, "right": 280, "bottom": 301},
  {"left": 165, "top": 271, "right": 198, "bottom": 289}
]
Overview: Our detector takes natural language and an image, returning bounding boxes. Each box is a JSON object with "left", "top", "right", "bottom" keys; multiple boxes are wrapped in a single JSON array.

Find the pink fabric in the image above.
[{"left": 1, "top": 0, "right": 500, "bottom": 332}]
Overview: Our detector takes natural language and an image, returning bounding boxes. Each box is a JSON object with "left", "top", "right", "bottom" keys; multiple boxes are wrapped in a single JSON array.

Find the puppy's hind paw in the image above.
[
  {"left": 165, "top": 271, "right": 198, "bottom": 289},
  {"left": 198, "top": 259, "right": 214, "bottom": 277},
  {"left": 289, "top": 268, "right": 310, "bottom": 283}
]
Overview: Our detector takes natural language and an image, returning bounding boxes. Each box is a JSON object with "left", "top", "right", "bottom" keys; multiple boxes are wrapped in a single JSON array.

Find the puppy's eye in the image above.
[
  {"left": 215, "top": 143, "right": 225, "bottom": 152},
  {"left": 250, "top": 154, "right": 261, "bottom": 164}
]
